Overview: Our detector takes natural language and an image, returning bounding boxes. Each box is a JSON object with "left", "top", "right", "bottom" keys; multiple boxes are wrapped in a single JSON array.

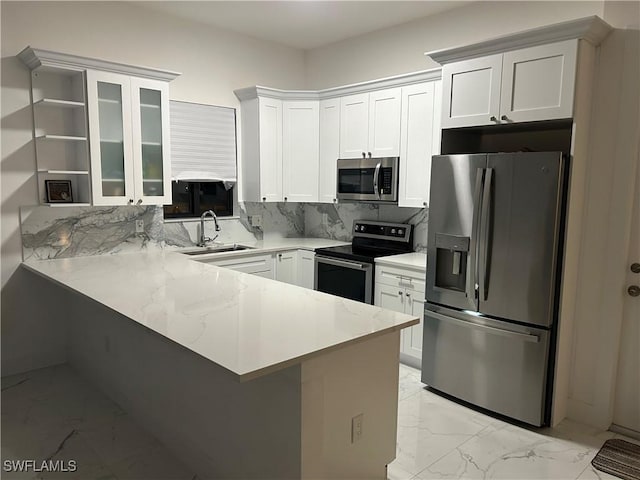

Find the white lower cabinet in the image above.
[
  {"left": 202, "top": 253, "right": 275, "bottom": 279},
  {"left": 275, "top": 250, "right": 298, "bottom": 285},
  {"left": 297, "top": 250, "right": 316, "bottom": 289},
  {"left": 374, "top": 264, "right": 425, "bottom": 368},
  {"left": 200, "top": 249, "right": 316, "bottom": 288}
]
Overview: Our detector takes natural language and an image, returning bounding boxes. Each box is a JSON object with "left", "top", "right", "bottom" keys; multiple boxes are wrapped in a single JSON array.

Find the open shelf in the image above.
[
  {"left": 43, "top": 203, "right": 91, "bottom": 208},
  {"left": 37, "top": 134, "right": 87, "bottom": 142},
  {"left": 34, "top": 98, "right": 85, "bottom": 109},
  {"left": 37, "top": 169, "right": 89, "bottom": 175}
]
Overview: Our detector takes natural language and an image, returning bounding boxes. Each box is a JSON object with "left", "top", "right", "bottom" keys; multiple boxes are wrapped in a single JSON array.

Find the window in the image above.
[{"left": 163, "top": 181, "right": 233, "bottom": 219}]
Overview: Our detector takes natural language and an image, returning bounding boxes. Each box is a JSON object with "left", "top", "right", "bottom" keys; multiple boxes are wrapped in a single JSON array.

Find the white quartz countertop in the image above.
[
  {"left": 171, "top": 237, "right": 349, "bottom": 261},
  {"left": 23, "top": 249, "right": 418, "bottom": 382},
  {"left": 241, "top": 237, "right": 350, "bottom": 251},
  {"left": 375, "top": 252, "right": 427, "bottom": 272}
]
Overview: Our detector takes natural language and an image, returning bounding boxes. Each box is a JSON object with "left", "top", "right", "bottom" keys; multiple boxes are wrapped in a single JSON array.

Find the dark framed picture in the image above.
[{"left": 45, "top": 180, "right": 73, "bottom": 203}]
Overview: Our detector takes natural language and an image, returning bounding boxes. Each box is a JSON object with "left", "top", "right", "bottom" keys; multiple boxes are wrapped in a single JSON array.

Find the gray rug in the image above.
[{"left": 592, "top": 438, "right": 640, "bottom": 480}]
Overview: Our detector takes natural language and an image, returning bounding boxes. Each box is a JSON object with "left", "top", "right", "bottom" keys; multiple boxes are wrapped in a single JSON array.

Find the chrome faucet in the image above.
[{"left": 198, "top": 210, "right": 221, "bottom": 247}]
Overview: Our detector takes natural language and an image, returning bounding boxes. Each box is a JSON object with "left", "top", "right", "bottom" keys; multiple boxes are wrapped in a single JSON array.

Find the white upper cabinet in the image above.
[
  {"left": 339, "top": 93, "right": 369, "bottom": 158},
  {"left": 87, "top": 70, "right": 172, "bottom": 206},
  {"left": 398, "top": 81, "right": 441, "bottom": 208},
  {"left": 239, "top": 96, "right": 319, "bottom": 203},
  {"left": 318, "top": 98, "right": 340, "bottom": 204},
  {"left": 500, "top": 40, "right": 577, "bottom": 123},
  {"left": 235, "top": 71, "right": 440, "bottom": 204},
  {"left": 441, "top": 54, "right": 502, "bottom": 128},
  {"left": 283, "top": 101, "right": 319, "bottom": 202},
  {"left": 130, "top": 77, "right": 171, "bottom": 205},
  {"left": 441, "top": 40, "right": 578, "bottom": 128},
  {"left": 339, "top": 88, "right": 401, "bottom": 159},
  {"left": 258, "top": 97, "right": 283, "bottom": 202},
  {"left": 368, "top": 87, "right": 402, "bottom": 157},
  {"left": 87, "top": 71, "right": 135, "bottom": 206}
]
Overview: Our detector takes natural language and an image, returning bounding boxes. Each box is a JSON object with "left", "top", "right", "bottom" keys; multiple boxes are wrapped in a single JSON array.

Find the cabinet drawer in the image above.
[{"left": 375, "top": 265, "right": 425, "bottom": 293}]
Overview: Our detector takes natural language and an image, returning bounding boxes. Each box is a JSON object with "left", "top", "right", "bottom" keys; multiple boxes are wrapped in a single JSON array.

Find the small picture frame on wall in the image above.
[{"left": 45, "top": 180, "right": 73, "bottom": 203}]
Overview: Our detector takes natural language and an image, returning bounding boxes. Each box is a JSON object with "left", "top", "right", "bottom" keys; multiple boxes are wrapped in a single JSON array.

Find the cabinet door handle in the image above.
[
  {"left": 128, "top": 199, "right": 134, "bottom": 204},
  {"left": 262, "top": 197, "right": 266, "bottom": 201},
  {"left": 284, "top": 197, "right": 288, "bottom": 201},
  {"left": 490, "top": 116, "right": 497, "bottom": 122},
  {"left": 501, "top": 115, "right": 509, "bottom": 121},
  {"left": 362, "top": 152, "right": 366, "bottom": 158},
  {"left": 406, "top": 292, "right": 411, "bottom": 297},
  {"left": 137, "top": 199, "right": 142, "bottom": 205},
  {"left": 367, "top": 152, "right": 372, "bottom": 158}
]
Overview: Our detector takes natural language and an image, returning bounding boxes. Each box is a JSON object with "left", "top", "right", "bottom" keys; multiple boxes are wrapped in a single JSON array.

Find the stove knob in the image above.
[
  {"left": 391, "top": 229, "right": 396, "bottom": 234},
  {"left": 397, "top": 229, "right": 404, "bottom": 236}
]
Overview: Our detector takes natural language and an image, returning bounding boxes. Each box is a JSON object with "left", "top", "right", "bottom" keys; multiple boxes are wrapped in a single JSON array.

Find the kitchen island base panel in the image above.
[
  {"left": 302, "top": 330, "right": 400, "bottom": 479},
  {"left": 66, "top": 287, "right": 400, "bottom": 479}
]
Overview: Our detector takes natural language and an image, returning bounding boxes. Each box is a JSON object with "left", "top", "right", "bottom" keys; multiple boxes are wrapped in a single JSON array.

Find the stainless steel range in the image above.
[{"left": 314, "top": 220, "right": 414, "bottom": 304}]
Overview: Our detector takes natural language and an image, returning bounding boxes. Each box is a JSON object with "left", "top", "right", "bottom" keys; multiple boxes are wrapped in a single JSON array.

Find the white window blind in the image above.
[{"left": 170, "top": 100, "right": 237, "bottom": 187}]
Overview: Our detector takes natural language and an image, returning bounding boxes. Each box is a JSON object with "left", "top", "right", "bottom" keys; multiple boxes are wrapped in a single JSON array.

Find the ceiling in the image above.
[{"left": 135, "top": 1, "right": 471, "bottom": 50}]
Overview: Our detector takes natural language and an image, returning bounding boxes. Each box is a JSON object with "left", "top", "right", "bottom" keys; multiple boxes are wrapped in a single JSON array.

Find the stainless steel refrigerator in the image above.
[{"left": 421, "top": 152, "right": 567, "bottom": 426}]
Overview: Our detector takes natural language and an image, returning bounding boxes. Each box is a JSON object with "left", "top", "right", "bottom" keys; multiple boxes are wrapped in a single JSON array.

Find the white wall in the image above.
[
  {"left": 566, "top": 1, "right": 640, "bottom": 429},
  {"left": 0, "top": 0, "right": 305, "bottom": 375},
  {"left": 304, "top": 1, "right": 604, "bottom": 89}
]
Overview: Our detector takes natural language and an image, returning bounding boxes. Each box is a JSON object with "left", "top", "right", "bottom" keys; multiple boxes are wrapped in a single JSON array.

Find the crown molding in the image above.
[
  {"left": 425, "top": 16, "right": 612, "bottom": 65},
  {"left": 17, "top": 46, "right": 181, "bottom": 82},
  {"left": 234, "top": 68, "right": 442, "bottom": 102}
]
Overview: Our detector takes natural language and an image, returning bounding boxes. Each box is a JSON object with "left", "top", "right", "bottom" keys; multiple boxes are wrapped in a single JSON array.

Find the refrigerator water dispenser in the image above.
[{"left": 434, "top": 233, "right": 470, "bottom": 292}]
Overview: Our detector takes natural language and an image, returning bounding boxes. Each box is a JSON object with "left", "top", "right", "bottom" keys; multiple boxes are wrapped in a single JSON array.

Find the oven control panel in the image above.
[{"left": 353, "top": 221, "right": 412, "bottom": 243}]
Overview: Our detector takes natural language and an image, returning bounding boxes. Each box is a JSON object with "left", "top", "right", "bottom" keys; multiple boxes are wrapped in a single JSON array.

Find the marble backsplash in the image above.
[
  {"left": 20, "top": 205, "right": 166, "bottom": 261},
  {"left": 21, "top": 201, "right": 427, "bottom": 260}
]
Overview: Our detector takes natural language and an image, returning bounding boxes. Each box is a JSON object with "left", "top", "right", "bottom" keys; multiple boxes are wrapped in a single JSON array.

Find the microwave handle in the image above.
[{"left": 373, "top": 161, "right": 382, "bottom": 200}]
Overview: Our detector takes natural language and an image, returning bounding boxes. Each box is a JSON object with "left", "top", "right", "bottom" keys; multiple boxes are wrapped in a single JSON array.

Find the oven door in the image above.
[
  {"left": 336, "top": 157, "right": 398, "bottom": 202},
  {"left": 314, "top": 255, "right": 373, "bottom": 304}
]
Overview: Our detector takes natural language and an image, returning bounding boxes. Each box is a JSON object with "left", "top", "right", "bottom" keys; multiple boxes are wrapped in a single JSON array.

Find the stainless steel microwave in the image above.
[{"left": 336, "top": 157, "right": 399, "bottom": 203}]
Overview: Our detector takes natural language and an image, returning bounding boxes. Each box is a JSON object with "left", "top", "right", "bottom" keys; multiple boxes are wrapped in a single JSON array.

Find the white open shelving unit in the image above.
[{"left": 27, "top": 61, "right": 92, "bottom": 206}]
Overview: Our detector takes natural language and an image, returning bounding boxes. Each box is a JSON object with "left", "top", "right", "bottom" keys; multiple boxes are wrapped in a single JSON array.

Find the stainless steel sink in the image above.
[{"left": 181, "top": 244, "right": 254, "bottom": 256}]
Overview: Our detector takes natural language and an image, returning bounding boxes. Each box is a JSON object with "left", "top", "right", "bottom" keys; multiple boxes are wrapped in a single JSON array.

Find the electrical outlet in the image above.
[
  {"left": 250, "top": 215, "right": 262, "bottom": 227},
  {"left": 321, "top": 213, "right": 328, "bottom": 226},
  {"left": 351, "top": 413, "right": 363, "bottom": 443},
  {"left": 135, "top": 219, "right": 144, "bottom": 233}
]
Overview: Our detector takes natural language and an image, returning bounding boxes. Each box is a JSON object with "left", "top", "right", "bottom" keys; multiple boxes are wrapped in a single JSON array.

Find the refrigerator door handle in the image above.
[
  {"left": 467, "top": 168, "right": 484, "bottom": 303},
  {"left": 427, "top": 310, "right": 541, "bottom": 343},
  {"left": 479, "top": 167, "right": 493, "bottom": 301}
]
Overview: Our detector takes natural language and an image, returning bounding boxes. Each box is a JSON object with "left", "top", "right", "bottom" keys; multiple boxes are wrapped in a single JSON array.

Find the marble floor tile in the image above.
[
  {"left": 2, "top": 363, "right": 632, "bottom": 480},
  {"left": 398, "top": 364, "right": 424, "bottom": 401},
  {"left": 1, "top": 365, "right": 195, "bottom": 480},
  {"left": 575, "top": 464, "right": 622, "bottom": 480},
  {"left": 391, "top": 364, "right": 634, "bottom": 480}
]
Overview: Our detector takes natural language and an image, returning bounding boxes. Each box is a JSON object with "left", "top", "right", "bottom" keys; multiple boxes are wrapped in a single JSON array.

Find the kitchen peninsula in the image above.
[{"left": 23, "top": 249, "right": 419, "bottom": 479}]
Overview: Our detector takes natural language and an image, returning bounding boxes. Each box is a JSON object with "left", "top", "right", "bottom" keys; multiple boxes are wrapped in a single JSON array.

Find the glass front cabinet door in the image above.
[{"left": 86, "top": 70, "right": 171, "bottom": 206}]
